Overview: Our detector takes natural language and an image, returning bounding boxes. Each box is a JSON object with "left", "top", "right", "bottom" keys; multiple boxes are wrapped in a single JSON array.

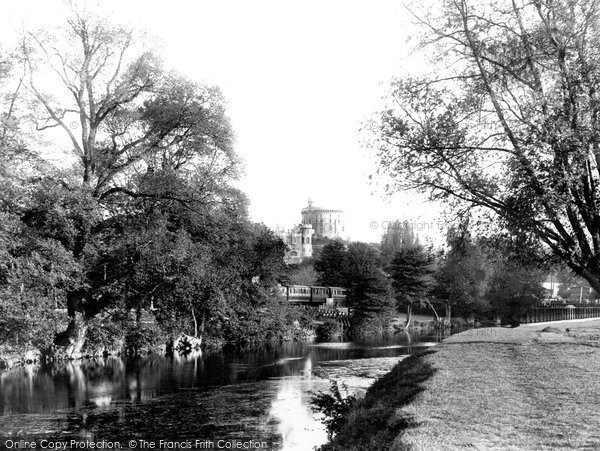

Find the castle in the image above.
[{"left": 276, "top": 199, "right": 345, "bottom": 263}]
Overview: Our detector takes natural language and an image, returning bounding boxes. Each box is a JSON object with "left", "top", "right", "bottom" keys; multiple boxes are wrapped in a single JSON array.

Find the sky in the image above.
[{"left": 1, "top": 0, "right": 445, "bottom": 243}]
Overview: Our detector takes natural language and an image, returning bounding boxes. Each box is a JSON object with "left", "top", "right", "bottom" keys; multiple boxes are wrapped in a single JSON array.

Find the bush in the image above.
[
  {"left": 316, "top": 319, "right": 343, "bottom": 341},
  {"left": 450, "top": 317, "right": 468, "bottom": 328},
  {"left": 350, "top": 315, "right": 393, "bottom": 339},
  {"left": 84, "top": 315, "right": 126, "bottom": 355},
  {"left": 125, "top": 322, "right": 166, "bottom": 355},
  {"left": 311, "top": 380, "right": 358, "bottom": 439},
  {"left": 319, "top": 350, "right": 437, "bottom": 450},
  {"left": 0, "top": 302, "right": 69, "bottom": 351}
]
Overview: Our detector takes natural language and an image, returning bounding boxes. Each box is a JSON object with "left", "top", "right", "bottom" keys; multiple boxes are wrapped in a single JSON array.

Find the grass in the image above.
[
  {"left": 318, "top": 350, "right": 437, "bottom": 451},
  {"left": 321, "top": 319, "right": 600, "bottom": 451}
]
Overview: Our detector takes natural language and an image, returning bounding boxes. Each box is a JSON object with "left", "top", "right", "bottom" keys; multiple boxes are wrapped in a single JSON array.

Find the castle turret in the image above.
[{"left": 300, "top": 224, "right": 314, "bottom": 258}]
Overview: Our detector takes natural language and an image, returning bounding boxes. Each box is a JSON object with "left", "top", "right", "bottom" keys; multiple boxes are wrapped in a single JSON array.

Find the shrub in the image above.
[
  {"left": 84, "top": 315, "right": 126, "bottom": 355},
  {"left": 316, "top": 319, "right": 343, "bottom": 341},
  {"left": 125, "top": 322, "right": 166, "bottom": 355},
  {"left": 311, "top": 380, "right": 358, "bottom": 439}
]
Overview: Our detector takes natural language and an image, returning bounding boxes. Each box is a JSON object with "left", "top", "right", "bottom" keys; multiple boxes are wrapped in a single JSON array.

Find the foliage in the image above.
[
  {"left": 487, "top": 261, "right": 545, "bottom": 326},
  {"left": 484, "top": 234, "right": 546, "bottom": 324},
  {"left": 0, "top": 6, "right": 299, "bottom": 356},
  {"left": 432, "top": 224, "right": 546, "bottom": 322},
  {"left": 318, "top": 351, "right": 436, "bottom": 451},
  {"left": 311, "top": 380, "right": 358, "bottom": 439},
  {"left": 368, "top": 0, "right": 600, "bottom": 293},
  {"left": 316, "top": 319, "right": 343, "bottom": 341},
  {"left": 389, "top": 242, "right": 435, "bottom": 324},
  {"left": 343, "top": 243, "right": 396, "bottom": 334},
  {"left": 314, "top": 241, "right": 396, "bottom": 335},
  {"left": 287, "top": 258, "right": 318, "bottom": 286},
  {"left": 433, "top": 224, "right": 491, "bottom": 318},
  {"left": 0, "top": 176, "right": 86, "bottom": 350},
  {"left": 314, "top": 241, "right": 347, "bottom": 287},
  {"left": 84, "top": 315, "right": 127, "bottom": 354},
  {"left": 125, "top": 322, "right": 166, "bottom": 355},
  {"left": 380, "top": 220, "right": 418, "bottom": 266}
]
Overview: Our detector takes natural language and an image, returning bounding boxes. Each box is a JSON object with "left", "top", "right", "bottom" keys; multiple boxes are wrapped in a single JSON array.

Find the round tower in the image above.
[{"left": 301, "top": 199, "right": 344, "bottom": 240}]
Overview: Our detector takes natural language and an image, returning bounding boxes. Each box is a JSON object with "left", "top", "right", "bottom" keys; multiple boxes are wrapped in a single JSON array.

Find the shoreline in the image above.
[{"left": 321, "top": 319, "right": 600, "bottom": 450}]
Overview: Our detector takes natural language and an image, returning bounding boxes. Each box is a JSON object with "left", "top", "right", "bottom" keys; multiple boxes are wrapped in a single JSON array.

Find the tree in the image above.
[
  {"left": 315, "top": 241, "right": 395, "bottom": 334},
  {"left": 483, "top": 233, "right": 547, "bottom": 324},
  {"left": 23, "top": 7, "right": 237, "bottom": 200},
  {"left": 0, "top": 181, "right": 86, "bottom": 352},
  {"left": 288, "top": 259, "right": 318, "bottom": 286},
  {"left": 0, "top": 50, "right": 85, "bottom": 353},
  {"left": 0, "top": 49, "right": 26, "bottom": 158},
  {"left": 314, "top": 241, "right": 347, "bottom": 287},
  {"left": 369, "top": 0, "right": 600, "bottom": 293},
  {"left": 14, "top": 7, "right": 241, "bottom": 354},
  {"left": 487, "top": 260, "right": 545, "bottom": 326},
  {"left": 380, "top": 220, "right": 418, "bottom": 266},
  {"left": 389, "top": 242, "right": 435, "bottom": 328},
  {"left": 433, "top": 225, "right": 490, "bottom": 323},
  {"left": 0, "top": 7, "right": 302, "bottom": 357},
  {"left": 342, "top": 243, "right": 396, "bottom": 335}
]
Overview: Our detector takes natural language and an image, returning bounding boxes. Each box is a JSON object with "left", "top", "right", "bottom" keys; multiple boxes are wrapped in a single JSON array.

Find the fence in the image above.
[
  {"left": 523, "top": 307, "right": 600, "bottom": 324},
  {"left": 316, "top": 308, "right": 349, "bottom": 318}
]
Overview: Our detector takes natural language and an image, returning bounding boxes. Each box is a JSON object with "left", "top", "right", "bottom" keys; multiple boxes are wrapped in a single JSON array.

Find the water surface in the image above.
[{"left": 0, "top": 330, "right": 448, "bottom": 450}]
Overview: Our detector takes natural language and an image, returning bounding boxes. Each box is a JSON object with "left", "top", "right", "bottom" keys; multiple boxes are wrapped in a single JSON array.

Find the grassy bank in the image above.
[
  {"left": 322, "top": 319, "right": 600, "bottom": 450},
  {"left": 319, "top": 349, "right": 437, "bottom": 450}
]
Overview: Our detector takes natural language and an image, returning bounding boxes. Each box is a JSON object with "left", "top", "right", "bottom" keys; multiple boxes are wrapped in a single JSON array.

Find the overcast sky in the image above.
[{"left": 2, "top": 0, "right": 445, "bottom": 243}]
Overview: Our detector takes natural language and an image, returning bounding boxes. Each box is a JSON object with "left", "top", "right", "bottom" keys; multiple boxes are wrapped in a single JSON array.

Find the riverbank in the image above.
[
  {"left": 321, "top": 319, "right": 600, "bottom": 450},
  {"left": 0, "top": 310, "right": 317, "bottom": 374}
]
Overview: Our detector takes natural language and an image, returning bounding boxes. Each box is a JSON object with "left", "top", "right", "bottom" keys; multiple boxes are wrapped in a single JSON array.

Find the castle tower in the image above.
[
  {"left": 300, "top": 224, "right": 314, "bottom": 258},
  {"left": 301, "top": 199, "right": 344, "bottom": 240}
]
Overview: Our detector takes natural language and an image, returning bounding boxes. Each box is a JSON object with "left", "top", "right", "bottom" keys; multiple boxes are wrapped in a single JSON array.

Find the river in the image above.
[{"left": 0, "top": 329, "right": 448, "bottom": 450}]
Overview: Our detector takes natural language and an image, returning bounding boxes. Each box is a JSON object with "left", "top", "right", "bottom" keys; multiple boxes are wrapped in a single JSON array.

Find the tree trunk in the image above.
[
  {"left": 445, "top": 302, "right": 452, "bottom": 326},
  {"left": 425, "top": 300, "right": 440, "bottom": 323},
  {"left": 191, "top": 307, "right": 198, "bottom": 338},
  {"left": 55, "top": 312, "right": 88, "bottom": 359},
  {"left": 405, "top": 303, "right": 413, "bottom": 329}
]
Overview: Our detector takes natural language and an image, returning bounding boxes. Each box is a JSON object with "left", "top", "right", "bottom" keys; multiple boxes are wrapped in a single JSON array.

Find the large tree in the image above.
[
  {"left": 369, "top": 0, "right": 600, "bottom": 292},
  {"left": 7, "top": 6, "right": 243, "bottom": 356},
  {"left": 389, "top": 242, "right": 435, "bottom": 328},
  {"left": 23, "top": 8, "right": 237, "bottom": 201},
  {"left": 342, "top": 242, "right": 396, "bottom": 335},
  {"left": 433, "top": 225, "right": 491, "bottom": 323}
]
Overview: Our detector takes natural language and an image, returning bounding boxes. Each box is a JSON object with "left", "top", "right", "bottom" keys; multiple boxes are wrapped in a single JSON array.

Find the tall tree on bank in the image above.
[
  {"left": 389, "top": 241, "right": 435, "bottom": 328},
  {"left": 433, "top": 224, "right": 490, "bottom": 323},
  {"left": 23, "top": 7, "right": 237, "bottom": 199},
  {"left": 368, "top": 0, "right": 600, "bottom": 293},
  {"left": 15, "top": 7, "right": 240, "bottom": 356},
  {"left": 342, "top": 243, "right": 395, "bottom": 336},
  {"left": 313, "top": 241, "right": 395, "bottom": 335}
]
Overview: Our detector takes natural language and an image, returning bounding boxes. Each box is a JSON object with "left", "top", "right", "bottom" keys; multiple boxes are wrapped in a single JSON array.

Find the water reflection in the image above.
[
  {"left": 0, "top": 329, "right": 451, "bottom": 448},
  {"left": 268, "top": 379, "right": 327, "bottom": 451}
]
